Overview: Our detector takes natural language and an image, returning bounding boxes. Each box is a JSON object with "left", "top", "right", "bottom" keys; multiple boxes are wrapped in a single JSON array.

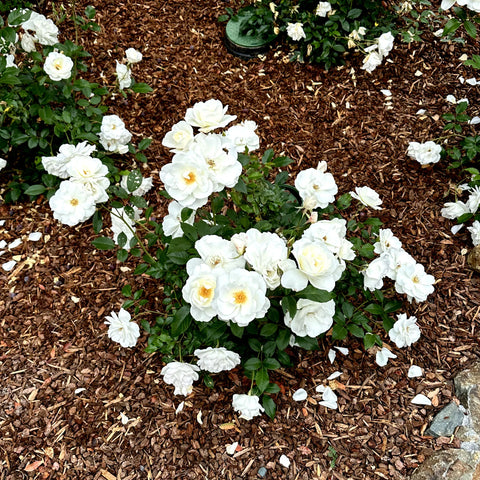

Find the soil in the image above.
[{"left": 1, "top": 1, "right": 480, "bottom": 479}]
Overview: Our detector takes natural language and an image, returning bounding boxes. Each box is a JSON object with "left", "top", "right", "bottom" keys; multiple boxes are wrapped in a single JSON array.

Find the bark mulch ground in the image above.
[{"left": 1, "top": 1, "right": 480, "bottom": 479}]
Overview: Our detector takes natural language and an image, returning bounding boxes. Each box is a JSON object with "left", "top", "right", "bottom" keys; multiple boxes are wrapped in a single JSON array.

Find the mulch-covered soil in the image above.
[{"left": 1, "top": 1, "right": 480, "bottom": 479}]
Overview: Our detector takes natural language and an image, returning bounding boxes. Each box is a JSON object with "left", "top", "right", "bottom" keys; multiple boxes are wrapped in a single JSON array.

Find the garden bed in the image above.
[{"left": 1, "top": 0, "right": 480, "bottom": 479}]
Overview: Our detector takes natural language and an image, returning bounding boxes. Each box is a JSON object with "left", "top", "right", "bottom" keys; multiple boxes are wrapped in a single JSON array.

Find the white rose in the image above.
[
  {"left": 125, "top": 47, "right": 142, "bottom": 64},
  {"left": 388, "top": 313, "right": 421, "bottom": 348},
  {"left": 284, "top": 298, "right": 335, "bottom": 337},
  {"left": 21, "top": 32, "right": 36, "bottom": 52},
  {"left": 373, "top": 228, "right": 402, "bottom": 254},
  {"left": 44, "top": 51, "right": 74, "bottom": 81},
  {"left": 407, "top": 141, "right": 442, "bottom": 165},
  {"left": 295, "top": 168, "right": 338, "bottom": 209},
  {"left": 162, "top": 200, "right": 195, "bottom": 239},
  {"left": 382, "top": 248, "right": 416, "bottom": 280},
  {"left": 182, "top": 264, "right": 218, "bottom": 322},
  {"left": 104, "top": 308, "right": 140, "bottom": 348},
  {"left": 286, "top": 22, "right": 306, "bottom": 42},
  {"left": 232, "top": 394, "right": 264, "bottom": 420},
  {"left": 315, "top": 2, "right": 332, "bottom": 17},
  {"left": 377, "top": 32, "right": 394, "bottom": 58},
  {"left": 441, "top": 201, "right": 469, "bottom": 219},
  {"left": 361, "top": 50, "right": 383, "bottom": 73},
  {"left": 67, "top": 156, "right": 110, "bottom": 203},
  {"left": 116, "top": 61, "right": 132, "bottom": 90},
  {"left": 184, "top": 99, "right": 236, "bottom": 133},
  {"left": 467, "top": 220, "right": 480, "bottom": 246},
  {"left": 350, "top": 186, "right": 382, "bottom": 210},
  {"left": 49, "top": 181, "right": 96, "bottom": 226},
  {"left": 466, "top": 186, "right": 480, "bottom": 214},
  {"left": 0, "top": 158, "right": 6, "bottom": 171},
  {"left": 225, "top": 121, "right": 260, "bottom": 153},
  {"left": 362, "top": 256, "right": 388, "bottom": 291},
  {"left": 194, "top": 347, "right": 241, "bottom": 373},
  {"left": 162, "top": 120, "right": 194, "bottom": 152},
  {"left": 100, "top": 115, "right": 131, "bottom": 141},
  {"left": 161, "top": 362, "right": 200, "bottom": 396},
  {"left": 395, "top": 263, "right": 435, "bottom": 302}
]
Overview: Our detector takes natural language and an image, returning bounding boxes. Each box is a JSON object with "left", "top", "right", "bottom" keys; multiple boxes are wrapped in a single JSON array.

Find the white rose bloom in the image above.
[
  {"left": 316, "top": 1, "right": 332, "bottom": 16},
  {"left": 441, "top": 201, "right": 469, "bottom": 220},
  {"left": 468, "top": 221, "right": 480, "bottom": 246},
  {"left": 191, "top": 133, "right": 242, "bottom": 190},
  {"left": 395, "top": 263, "right": 435, "bottom": 302},
  {"left": 389, "top": 313, "right": 421, "bottom": 348},
  {"left": 362, "top": 256, "right": 388, "bottom": 291},
  {"left": 231, "top": 232, "right": 248, "bottom": 255},
  {"left": 465, "top": 0, "right": 480, "bottom": 12},
  {"left": 375, "top": 347, "right": 397, "bottom": 367},
  {"left": 184, "top": 99, "right": 236, "bottom": 133},
  {"left": 225, "top": 121, "right": 260, "bottom": 152},
  {"left": 284, "top": 298, "right": 335, "bottom": 338},
  {"left": 377, "top": 32, "right": 394, "bottom": 58},
  {"left": 407, "top": 141, "right": 442, "bottom": 165},
  {"left": 0, "top": 158, "right": 6, "bottom": 170},
  {"left": 44, "top": 52, "right": 74, "bottom": 81},
  {"left": 286, "top": 22, "right": 306, "bottom": 41},
  {"left": 382, "top": 248, "right": 416, "bottom": 280},
  {"left": 337, "top": 238, "right": 356, "bottom": 261},
  {"left": 22, "top": 12, "right": 59, "bottom": 46},
  {"left": 49, "top": 181, "right": 96, "bottom": 226},
  {"left": 162, "top": 200, "right": 195, "bottom": 239},
  {"left": 194, "top": 347, "right": 241, "bottom": 373},
  {"left": 302, "top": 218, "right": 346, "bottom": 253},
  {"left": 373, "top": 228, "right": 402, "bottom": 254},
  {"left": 99, "top": 136, "right": 130, "bottom": 154},
  {"left": 160, "top": 152, "right": 214, "bottom": 209},
  {"left": 67, "top": 156, "right": 110, "bottom": 203},
  {"left": 182, "top": 264, "right": 218, "bottom": 322},
  {"left": 100, "top": 115, "right": 132, "bottom": 142},
  {"left": 282, "top": 238, "right": 345, "bottom": 292},
  {"left": 42, "top": 141, "right": 96, "bottom": 179},
  {"left": 120, "top": 175, "right": 153, "bottom": 196},
  {"left": 116, "top": 61, "right": 132, "bottom": 90},
  {"left": 162, "top": 121, "right": 194, "bottom": 153},
  {"left": 125, "top": 47, "right": 142, "bottom": 64},
  {"left": 216, "top": 268, "right": 270, "bottom": 327},
  {"left": 110, "top": 206, "right": 141, "bottom": 247},
  {"left": 104, "top": 308, "right": 140, "bottom": 348},
  {"left": 161, "top": 362, "right": 200, "bottom": 396},
  {"left": 232, "top": 394, "right": 264, "bottom": 420},
  {"left": 21, "top": 32, "right": 36, "bottom": 52},
  {"left": 295, "top": 168, "right": 338, "bottom": 209},
  {"left": 361, "top": 50, "right": 383, "bottom": 73},
  {"left": 243, "top": 229, "right": 288, "bottom": 289},
  {"left": 440, "top": 0, "right": 456, "bottom": 8},
  {"left": 350, "top": 186, "right": 382, "bottom": 210},
  {"left": 466, "top": 186, "right": 480, "bottom": 214}
]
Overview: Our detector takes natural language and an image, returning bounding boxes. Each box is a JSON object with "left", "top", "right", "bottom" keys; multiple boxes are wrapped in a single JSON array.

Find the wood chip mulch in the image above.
[{"left": 1, "top": 1, "right": 480, "bottom": 479}]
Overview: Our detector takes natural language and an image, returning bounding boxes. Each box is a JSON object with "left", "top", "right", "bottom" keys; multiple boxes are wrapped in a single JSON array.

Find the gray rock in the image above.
[
  {"left": 454, "top": 363, "right": 480, "bottom": 407},
  {"left": 410, "top": 450, "right": 480, "bottom": 480},
  {"left": 426, "top": 402, "right": 466, "bottom": 437}
]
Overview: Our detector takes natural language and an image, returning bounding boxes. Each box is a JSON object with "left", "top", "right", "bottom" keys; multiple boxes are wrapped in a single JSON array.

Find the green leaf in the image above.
[
  {"left": 297, "top": 285, "right": 333, "bottom": 303},
  {"left": 92, "top": 236, "right": 116, "bottom": 250},
  {"left": 181, "top": 207, "right": 194, "bottom": 222},
  {"left": 8, "top": 8, "right": 31, "bottom": 25},
  {"left": 364, "top": 303, "right": 384, "bottom": 315},
  {"left": 443, "top": 18, "right": 461, "bottom": 36},
  {"left": 263, "top": 358, "right": 280, "bottom": 370},
  {"left": 276, "top": 329, "right": 291, "bottom": 351},
  {"left": 230, "top": 323, "right": 244, "bottom": 338},
  {"left": 248, "top": 338, "right": 262, "bottom": 352},
  {"left": 347, "top": 8, "right": 362, "bottom": 19},
  {"left": 363, "top": 333, "right": 378, "bottom": 350},
  {"left": 92, "top": 210, "right": 103, "bottom": 233},
  {"left": 122, "top": 284, "right": 132, "bottom": 297},
  {"left": 244, "top": 357, "right": 262, "bottom": 370},
  {"left": 264, "top": 383, "right": 280, "bottom": 394},
  {"left": 24, "top": 185, "right": 46, "bottom": 196},
  {"left": 256, "top": 367, "right": 269, "bottom": 392},
  {"left": 234, "top": 178, "right": 248, "bottom": 194},
  {"left": 260, "top": 323, "right": 278, "bottom": 337},
  {"left": 342, "top": 302, "right": 354, "bottom": 319},
  {"left": 262, "top": 395, "right": 276, "bottom": 419},
  {"left": 171, "top": 305, "right": 192, "bottom": 336},
  {"left": 331, "top": 324, "right": 348, "bottom": 341},
  {"left": 272, "top": 156, "right": 292, "bottom": 167},
  {"left": 116, "top": 231, "right": 127, "bottom": 249},
  {"left": 347, "top": 324, "right": 364, "bottom": 338},
  {"left": 138, "top": 138, "right": 152, "bottom": 150},
  {"left": 127, "top": 169, "right": 143, "bottom": 192},
  {"left": 464, "top": 20, "right": 477, "bottom": 39},
  {"left": 294, "top": 336, "right": 319, "bottom": 350},
  {"left": 261, "top": 148, "right": 275, "bottom": 164},
  {"left": 85, "top": 5, "right": 96, "bottom": 19},
  {"left": 117, "top": 248, "right": 129, "bottom": 262},
  {"left": 130, "top": 82, "right": 153, "bottom": 93},
  {"left": 281, "top": 296, "right": 297, "bottom": 318}
]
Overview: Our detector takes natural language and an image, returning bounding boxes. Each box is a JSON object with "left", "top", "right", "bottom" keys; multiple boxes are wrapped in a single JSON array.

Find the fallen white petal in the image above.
[
  {"left": 458, "top": 98, "right": 469, "bottom": 105},
  {"left": 411, "top": 394, "right": 432, "bottom": 406},
  {"left": 2, "top": 260, "right": 16, "bottom": 271},
  {"left": 446, "top": 94, "right": 457, "bottom": 104},
  {"left": 319, "top": 387, "right": 338, "bottom": 410},
  {"left": 327, "top": 371, "right": 342, "bottom": 380},
  {"left": 408, "top": 365, "right": 423, "bottom": 378},
  {"left": 292, "top": 388, "right": 308, "bottom": 402},
  {"left": 0, "top": 240, "right": 6, "bottom": 248},
  {"left": 469, "top": 116, "right": 480, "bottom": 125},
  {"left": 279, "top": 454, "right": 291, "bottom": 468},
  {"left": 71, "top": 296, "right": 80, "bottom": 303},
  {"left": 380, "top": 89, "right": 392, "bottom": 97},
  {"left": 119, "top": 412, "right": 129, "bottom": 425},
  {"left": 451, "top": 224, "right": 464, "bottom": 235},
  {"left": 0, "top": 251, "right": 5, "bottom": 257},
  {"left": 315, "top": 384, "right": 326, "bottom": 393},
  {"left": 74, "top": 388, "right": 86, "bottom": 395},
  {"left": 328, "top": 349, "right": 336, "bottom": 363},
  {"left": 28, "top": 232, "right": 42, "bottom": 241},
  {"left": 335, "top": 347, "right": 349, "bottom": 355},
  {"left": 466, "top": 78, "right": 478, "bottom": 86},
  {"left": 8, "top": 238, "right": 22, "bottom": 249},
  {"left": 414, "top": 70, "right": 423, "bottom": 77},
  {"left": 459, "top": 54, "right": 468, "bottom": 62},
  {"left": 175, "top": 401, "right": 185, "bottom": 415},
  {"left": 196, "top": 410, "right": 203, "bottom": 425},
  {"left": 416, "top": 109, "right": 426, "bottom": 115},
  {"left": 459, "top": 76, "right": 465, "bottom": 84},
  {"left": 433, "top": 28, "right": 444, "bottom": 37},
  {"left": 376, "top": 347, "right": 397, "bottom": 367},
  {"left": 0, "top": 220, "right": 5, "bottom": 226},
  {"left": 226, "top": 442, "right": 238, "bottom": 455}
]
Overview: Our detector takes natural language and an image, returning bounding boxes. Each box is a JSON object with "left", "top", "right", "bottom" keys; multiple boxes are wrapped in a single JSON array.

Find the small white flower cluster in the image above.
[
  {"left": 362, "top": 228, "right": 435, "bottom": 303},
  {"left": 43, "top": 141, "right": 110, "bottom": 226},
  {"left": 441, "top": 0, "right": 480, "bottom": 12},
  {"left": 361, "top": 32, "right": 395, "bottom": 74},
  {"left": 115, "top": 48, "right": 143, "bottom": 90},
  {"left": 160, "top": 99, "right": 258, "bottom": 228},
  {"left": 407, "top": 141, "right": 442, "bottom": 165},
  {"left": 441, "top": 185, "right": 480, "bottom": 246}
]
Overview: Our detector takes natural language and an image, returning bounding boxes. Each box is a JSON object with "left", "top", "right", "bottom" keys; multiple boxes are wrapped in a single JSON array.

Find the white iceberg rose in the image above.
[
  {"left": 350, "top": 186, "right": 382, "bottom": 210},
  {"left": 182, "top": 264, "right": 218, "bottom": 322},
  {"left": 362, "top": 256, "right": 388, "bottom": 291},
  {"left": 466, "top": 186, "right": 480, "bottom": 214},
  {"left": 44, "top": 51, "right": 73, "bottom": 81},
  {"left": 22, "top": 12, "right": 59, "bottom": 46},
  {"left": 284, "top": 298, "right": 335, "bottom": 338},
  {"left": 42, "top": 141, "right": 96, "bottom": 179},
  {"left": 395, "top": 263, "right": 435, "bottom": 302},
  {"left": 286, "top": 22, "right": 306, "bottom": 41},
  {"left": 216, "top": 268, "right": 270, "bottom": 327},
  {"left": 388, "top": 313, "right": 421, "bottom": 348},
  {"left": 67, "top": 156, "right": 110, "bottom": 203},
  {"left": 362, "top": 50, "right": 383, "bottom": 73},
  {"left": 468, "top": 220, "right": 480, "bottom": 246},
  {"left": 104, "top": 308, "right": 140, "bottom": 348},
  {"left": 295, "top": 168, "right": 338, "bottom": 209},
  {"left": 407, "top": 141, "right": 442, "bottom": 165},
  {"left": 194, "top": 347, "right": 241, "bottom": 373},
  {"left": 441, "top": 201, "right": 469, "bottom": 220},
  {"left": 377, "top": 32, "right": 394, "bottom": 58},
  {"left": 162, "top": 200, "right": 195, "bottom": 239},
  {"left": 116, "top": 61, "right": 132, "bottom": 90},
  {"left": 184, "top": 99, "right": 236, "bottom": 133},
  {"left": 161, "top": 362, "right": 200, "bottom": 396},
  {"left": 373, "top": 228, "right": 402, "bottom": 254},
  {"left": 49, "top": 181, "right": 96, "bottom": 226},
  {"left": 125, "top": 47, "right": 142, "bottom": 64},
  {"left": 316, "top": 2, "right": 332, "bottom": 16},
  {"left": 382, "top": 248, "right": 416, "bottom": 280},
  {"left": 21, "top": 31, "right": 36, "bottom": 52},
  {"left": 225, "top": 120, "right": 260, "bottom": 153},
  {"left": 0, "top": 158, "right": 6, "bottom": 171},
  {"left": 162, "top": 120, "right": 194, "bottom": 153},
  {"left": 232, "top": 393, "right": 264, "bottom": 420}
]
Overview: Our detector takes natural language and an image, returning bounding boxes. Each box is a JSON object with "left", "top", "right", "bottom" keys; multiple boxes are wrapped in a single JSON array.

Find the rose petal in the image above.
[
  {"left": 292, "top": 388, "right": 308, "bottom": 402},
  {"left": 408, "top": 365, "right": 423, "bottom": 378},
  {"left": 411, "top": 394, "right": 431, "bottom": 406},
  {"left": 279, "top": 454, "right": 291, "bottom": 468}
]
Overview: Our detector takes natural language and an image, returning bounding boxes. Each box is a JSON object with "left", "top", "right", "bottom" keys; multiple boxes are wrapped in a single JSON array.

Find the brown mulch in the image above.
[{"left": 1, "top": 1, "right": 480, "bottom": 479}]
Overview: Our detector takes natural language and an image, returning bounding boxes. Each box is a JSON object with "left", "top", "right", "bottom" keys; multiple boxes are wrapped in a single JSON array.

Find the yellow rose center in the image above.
[
  {"left": 70, "top": 198, "right": 79, "bottom": 206},
  {"left": 199, "top": 286, "right": 213, "bottom": 300},
  {"left": 184, "top": 171, "right": 196, "bottom": 185},
  {"left": 233, "top": 290, "right": 248, "bottom": 305}
]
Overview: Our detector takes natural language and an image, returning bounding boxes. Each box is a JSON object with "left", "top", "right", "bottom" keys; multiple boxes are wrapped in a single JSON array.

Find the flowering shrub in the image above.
[
  {"left": 223, "top": 0, "right": 396, "bottom": 69},
  {"left": 89, "top": 100, "right": 435, "bottom": 418},
  {"left": 0, "top": 8, "right": 152, "bottom": 202}
]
